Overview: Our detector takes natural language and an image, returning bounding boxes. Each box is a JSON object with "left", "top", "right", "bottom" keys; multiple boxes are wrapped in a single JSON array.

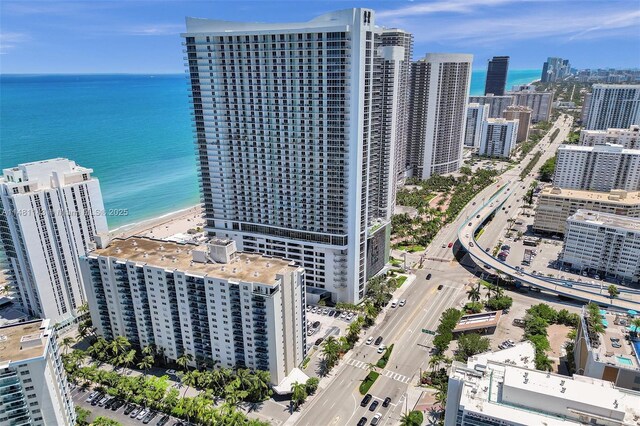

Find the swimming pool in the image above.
[
  {"left": 632, "top": 339, "right": 640, "bottom": 365},
  {"left": 617, "top": 356, "right": 634, "bottom": 366}
]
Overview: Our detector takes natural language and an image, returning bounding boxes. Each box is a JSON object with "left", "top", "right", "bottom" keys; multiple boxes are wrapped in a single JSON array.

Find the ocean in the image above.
[{"left": 0, "top": 69, "right": 540, "bottom": 230}]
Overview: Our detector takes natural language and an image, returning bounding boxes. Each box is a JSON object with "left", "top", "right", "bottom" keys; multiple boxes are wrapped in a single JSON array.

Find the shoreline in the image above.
[{"left": 109, "top": 204, "right": 204, "bottom": 240}]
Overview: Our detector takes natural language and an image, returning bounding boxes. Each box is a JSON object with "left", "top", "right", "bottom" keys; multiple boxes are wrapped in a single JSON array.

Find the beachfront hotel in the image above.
[
  {"left": 0, "top": 158, "right": 108, "bottom": 325},
  {"left": 408, "top": 53, "right": 473, "bottom": 179},
  {"left": 444, "top": 341, "right": 640, "bottom": 425},
  {"left": 582, "top": 84, "right": 640, "bottom": 130},
  {"left": 81, "top": 236, "right": 306, "bottom": 386},
  {"left": 182, "top": 9, "right": 404, "bottom": 303},
  {"left": 0, "top": 319, "right": 76, "bottom": 426}
]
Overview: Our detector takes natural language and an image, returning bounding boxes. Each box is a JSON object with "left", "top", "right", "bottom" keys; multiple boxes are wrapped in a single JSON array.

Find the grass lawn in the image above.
[
  {"left": 397, "top": 244, "right": 425, "bottom": 253},
  {"left": 359, "top": 371, "right": 380, "bottom": 395},
  {"left": 395, "top": 276, "right": 407, "bottom": 287}
]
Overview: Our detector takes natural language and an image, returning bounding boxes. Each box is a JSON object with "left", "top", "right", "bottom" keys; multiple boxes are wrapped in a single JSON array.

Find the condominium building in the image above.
[
  {"left": 560, "top": 210, "right": 640, "bottom": 282},
  {"left": 502, "top": 105, "right": 531, "bottom": 142},
  {"left": 583, "top": 84, "right": 640, "bottom": 130},
  {"left": 464, "top": 103, "right": 489, "bottom": 148},
  {"left": 182, "top": 9, "right": 399, "bottom": 303},
  {"left": 580, "top": 125, "right": 640, "bottom": 149},
  {"left": 81, "top": 236, "right": 306, "bottom": 385},
  {"left": 507, "top": 90, "right": 554, "bottom": 122},
  {"left": 0, "top": 319, "right": 76, "bottom": 426},
  {"left": 574, "top": 306, "right": 640, "bottom": 392},
  {"left": 444, "top": 341, "right": 640, "bottom": 425},
  {"left": 478, "top": 118, "right": 518, "bottom": 158},
  {"left": 554, "top": 144, "right": 640, "bottom": 192},
  {"left": 533, "top": 187, "right": 640, "bottom": 234},
  {"left": 408, "top": 53, "right": 473, "bottom": 178},
  {"left": 468, "top": 94, "right": 513, "bottom": 118},
  {"left": 380, "top": 29, "right": 414, "bottom": 181},
  {"left": 484, "top": 56, "right": 509, "bottom": 96},
  {"left": 581, "top": 92, "right": 592, "bottom": 123},
  {"left": 0, "top": 158, "right": 108, "bottom": 325},
  {"left": 541, "top": 56, "right": 571, "bottom": 82}
]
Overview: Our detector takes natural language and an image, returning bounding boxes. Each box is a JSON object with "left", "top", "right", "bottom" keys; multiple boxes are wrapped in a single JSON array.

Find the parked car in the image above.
[
  {"left": 123, "top": 404, "right": 136, "bottom": 415},
  {"left": 357, "top": 418, "right": 368, "bottom": 426},
  {"left": 399, "top": 299, "right": 406, "bottom": 307},
  {"left": 142, "top": 411, "right": 157, "bottom": 424},
  {"left": 322, "top": 308, "right": 329, "bottom": 315},
  {"left": 98, "top": 396, "right": 112, "bottom": 407},
  {"left": 437, "top": 284, "right": 443, "bottom": 290},
  {"left": 136, "top": 408, "right": 149, "bottom": 420},
  {"left": 369, "top": 400, "right": 379, "bottom": 411},
  {"left": 377, "top": 344, "right": 387, "bottom": 354},
  {"left": 157, "top": 415, "right": 171, "bottom": 426},
  {"left": 346, "top": 313, "right": 354, "bottom": 321},
  {"left": 339, "top": 312, "right": 347, "bottom": 319},
  {"left": 361, "top": 394, "right": 372, "bottom": 407},
  {"left": 313, "top": 321, "right": 320, "bottom": 328},
  {"left": 371, "top": 413, "right": 382, "bottom": 425},
  {"left": 314, "top": 338, "right": 324, "bottom": 346},
  {"left": 426, "top": 273, "right": 432, "bottom": 280},
  {"left": 130, "top": 407, "right": 142, "bottom": 418},
  {"left": 366, "top": 337, "right": 374, "bottom": 345},
  {"left": 448, "top": 242, "right": 453, "bottom": 248},
  {"left": 374, "top": 336, "right": 383, "bottom": 346},
  {"left": 86, "top": 391, "right": 99, "bottom": 403},
  {"left": 382, "top": 397, "right": 391, "bottom": 408}
]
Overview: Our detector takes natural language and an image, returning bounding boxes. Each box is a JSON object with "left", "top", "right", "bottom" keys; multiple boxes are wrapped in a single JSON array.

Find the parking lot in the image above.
[{"left": 305, "top": 305, "right": 358, "bottom": 348}]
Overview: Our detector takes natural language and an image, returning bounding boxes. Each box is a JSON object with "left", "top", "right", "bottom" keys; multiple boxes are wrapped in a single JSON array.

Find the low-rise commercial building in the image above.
[
  {"left": 81, "top": 236, "right": 306, "bottom": 386},
  {"left": 554, "top": 144, "right": 640, "bottom": 192},
  {"left": 533, "top": 187, "right": 640, "bottom": 234},
  {"left": 560, "top": 210, "right": 640, "bottom": 282},
  {"left": 502, "top": 105, "right": 531, "bottom": 142},
  {"left": 464, "top": 103, "right": 489, "bottom": 148},
  {"left": 0, "top": 319, "right": 75, "bottom": 426},
  {"left": 580, "top": 125, "right": 640, "bottom": 149},
  {"left": 574, "top": 306, "right": 640, "bottom": 392},
  {"left": 478, "top": 118, "right": 518, "bottom": 158},
  {"left": 444, "top": 341, "right": 640, "bottom": 425}
]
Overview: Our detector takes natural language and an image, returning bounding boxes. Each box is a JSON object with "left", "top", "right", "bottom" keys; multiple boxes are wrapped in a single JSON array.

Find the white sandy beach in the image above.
[{"left": 109, "top": 205, "right": 204, "bottom": 240}]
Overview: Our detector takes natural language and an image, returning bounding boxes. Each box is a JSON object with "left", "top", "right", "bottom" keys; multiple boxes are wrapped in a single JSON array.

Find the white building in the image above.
[
  {"left": 0, "top": 319, "right": 76, "bottom": 426},
  {"left": 468, "top": 94, "right": 513, "bottom": 118},
  {"left": 408, "top": 53, "right": 473, "bottom": 179},
  {"left": 506, "top": 89, "right": 554, "bottom": 122},
  {"left": 0, "top": 159, "right": 108, "bottom": 325},
  {"left": 583, "top": 84, "right": 640, "bottom": 130},
  {"left": 554, "top": 144, "right": 640, "bottom": 192},
  {"left": 502, "top": 105, "right": 531, "bottom": 143},
  {"left": 579, "top": 125, "right": 640, "bottom": 149},
  {"left": 444, "top": 341, "right": 640, "bottom": 426},
  {"left": 81, "top": 236, "right": 306, "bottom": 386},
  {"left": 464, "top": 103, "right": 489, "bottom": 148},
  {"left": 560, "top": 210, "right": 640, "bottom": 282},
  {"left": 478, "top": 118, "right": 518, "bottom": 158},
  {"left": 182, "top": 9, "right": 399, "bottom": 303}
]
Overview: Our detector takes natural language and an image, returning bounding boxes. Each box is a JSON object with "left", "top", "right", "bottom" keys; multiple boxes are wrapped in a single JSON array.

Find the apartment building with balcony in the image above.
[
  {"left": 408, "top": 53, "right": 473, "bottom": 179},
  {"left": 468, "top": 93, "right": 513, "bottom": 118},
  {"left": 182, "top": 9, "right": 400, "bottom": 303},
  {"left": 533, "top": 187, "right": 640, "bottom": 235},
  {"left": 506, "top": 89, "right": 554, "bottom": 122},
  {"left": 464, "top": 103, "right": 489, "bottom": 148},
  {"left": 0, "top": 158, "right": 108, "bottom": 325},
  {"left": 554, "top": 144, "right": 640, "bottom": 192},
  {"left": 580, "top": 125, "right": 640, "bottom": 149},
  {"left": 478, "top": 118, "right": 518, "bottom": 158},
  {"left": 560, "top": 210, "right": 640, "bottom": 283},
  {"left": 502, "top": 105, "right": 531, "bottom": 142},
  {"left": 0, "top": 319, "right": 75, "bottom": 426},
  {"left": 582, "top": 84, "right": 640, "bottom": 130},
  {"left": 81, "top": 236, "right": 306, "bottom": 386}
]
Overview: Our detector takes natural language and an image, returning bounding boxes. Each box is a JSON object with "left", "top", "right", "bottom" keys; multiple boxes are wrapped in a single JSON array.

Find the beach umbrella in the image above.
[{"left": 628, "top": 309, "right": 638, "bottom": 316}]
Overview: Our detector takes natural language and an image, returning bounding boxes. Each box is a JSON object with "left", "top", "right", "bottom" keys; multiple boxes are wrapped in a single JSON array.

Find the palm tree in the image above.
[
  {"left": 428, "top": 354, "right": 444, "bottom": 372},
  {"left": 607, "top": 285, "right": 619, "bottom": 302},
  {"left": 142, "top": 344, "right": 156, "bottom": 357},
  {"left": 120, "top": 349, "right": 136, "bottom": 373},
  {"left": 138, "top": 355, "right": 154, "bottom": 376},
  {"left": 466, "top": 283, "right": 481, "bottom": 303},
  {"left": 76, "top": 303, "right": 89, "bottom": 316},
  {"left": 630, "top": 318, "right": 640, "bottom": 337},
  {"left": 61, "top": 336, "right": 75, "bottom": 354},
  {"left": 290, "top": 381, "right": 307, "bottom": 411},
  {"left": 110, "top": 336, "right": 131, "bottom": 357},
  {"left": 366, "top": 362, "right": 378, "bottom": 373},
  {"left": 176, "top": 353, "right": 193, "bottom": 372},
  {"left": 322, "top": 336, "right": 340, "bottom": 369}
]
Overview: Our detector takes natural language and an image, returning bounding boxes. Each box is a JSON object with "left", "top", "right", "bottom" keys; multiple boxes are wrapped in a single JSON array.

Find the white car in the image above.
[
  {"left": 322, "top": 308, "right": 329, "bottom": 315},
  {"left": 377, "top": 344, "right": 387, "bottom": 354},
  {"left": 339, "top": 312, "right": 347, "bottom": 319},
  {"left": 371, "top": 413, "right": 382, "bottom": 425},
  {"left": 399, "top": 299, "right": 406, "bottom": 307},
  {"left": 366, "top": 336, "right": 374, "bottom": 345},
  {"left": 346, "top": 313, "right": 354, "bottom": 321},
  {"left": 136, "top": 409, "right": 149, "bottom": 420}
]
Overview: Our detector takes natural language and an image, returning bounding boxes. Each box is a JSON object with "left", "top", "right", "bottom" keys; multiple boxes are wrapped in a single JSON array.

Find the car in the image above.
[
  {"left": 610, "top": 337, "right": 620, "bottom": 342},
  {"left": 468, "top": 222, "right": 472, "bottom": 226},
  {"left": 340, "top": 312, "right": 347, "bottom": 319},
  {"left": 437, "top": 284, "right": 443, "bottom": 290},
  {"left": 498, "top": 343, "right": 506, "bottom": 350},
  {"left": 143, "top": 411, "right": 158, "bottom": 424},
  {"left": 360, "top": 394, "right": 373, "bottom": 407},
  {"left": 313, "top": 321, "right": 320, "bottom": 328},
  {"left": 507, "top": 339, "right": 515, "bottom": 346},
  {"left": 136, "top": 408, "right": 149, "bottom": 420},
  {"left": 306, "top": 305, "right": 311, "bottom": 311},
  {"left": 346, "top": 313, "right": 354, "bottom": 321},
  {"left": 104, "top": 397, "right": 117, "bottom": 409},
  {"left": 382, "top": 397, "right": 391, "bottom": 408},
  {"left": 374, "top": 336, "right": 383, "bottom": 346},
  {"left": 448, "top": 242, "right": 453, "bottom": 248},
  {"left": 366, "top": 336, "right": 374, "bottom": 345},
  {"left": 594, "top": 274, "right": 600, "bottom": 280},
  {"left": 90, "top": 393, "right": 104, "bottom": 406},
  {"left": 441, "top": 243, "right": 446, "bottom": 248},
  {"left": 612, "top": 342, "right": 622, "bottom": 349},
  {"left": 130, "top": 407, "right": 142, "bottom": 418},
  {"left": 377, "top": 344, "right": 387, "bottom": 354},
  {"left": 86, "top": 391, "right": 99, "bottom": 403},
  {"left": 390, "top": 299, "right": 398, "bottom": 308},
  {"left": 124, "top": 404, "right": 136, "bottom": 415},
  {"left": 314, "top": 338, "right": 324, "bottom": 346},
  {"left": 157, "top": 415, "right": 171, "bottom": 426},
  {"left": 476, "top": 214, "right": 480, "bottom": 218},
  {"left": 399, "top": 299, "right": 406, "bottom": 307},
  {"left": 357, "top": 418, "right": 368, "bottom": 426},
  {"left": 582, "top": 271, "right": 588, "bottom": 276},
  {"left": 369, "top": 400, "right": 379, "bottom": 411},
  {"left": 98, "top": 396, "right": 112, "bottom": 407},
  {"left": 312, "top": 307, "right": 318, "bottom": 313},
  {"left": 426, "top": 273, "right": 432, "bottom": 280},
  {"left": 166, "top": 369, "right": 177, "bottom": 376},
  {"left": 371, "top": 413, "right": 382, "bottom": 425},
  {"left": 329, "top": 310, "right": 336, "bottom": 317},
  {"left": 322, "top": 308, "right": 329, "bottom": 315}
]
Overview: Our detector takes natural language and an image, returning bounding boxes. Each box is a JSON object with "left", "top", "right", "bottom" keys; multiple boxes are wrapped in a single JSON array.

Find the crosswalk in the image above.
[{"left": 345, "top": 358, "right": 411, "bottom": 384}]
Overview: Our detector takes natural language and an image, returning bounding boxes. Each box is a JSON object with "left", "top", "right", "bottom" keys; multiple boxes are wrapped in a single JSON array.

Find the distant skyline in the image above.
[{"left": 1, "top": 0, "right": 639, "bottom": 74}]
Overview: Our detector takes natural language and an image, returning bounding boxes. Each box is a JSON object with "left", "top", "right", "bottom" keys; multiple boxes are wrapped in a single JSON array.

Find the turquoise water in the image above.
[{"left": 0, "top": 70, "right": 540, "bottom": 230}]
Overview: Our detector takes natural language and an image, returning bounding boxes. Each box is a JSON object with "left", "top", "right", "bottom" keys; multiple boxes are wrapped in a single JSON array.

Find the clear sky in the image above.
[{"left": 1, "top": 0, "right": 639, "bottom": 74}]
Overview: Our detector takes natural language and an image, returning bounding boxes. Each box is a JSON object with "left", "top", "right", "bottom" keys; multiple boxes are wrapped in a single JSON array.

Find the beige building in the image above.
[
  {"left": 533, "top": 187, "right": 640, "bottom": 234},
  {"left": 580, "top": 125, "right": 640, "bottom": 149},
  {"left": 503, "top": 105, "right": 532, "bottom": 142}
]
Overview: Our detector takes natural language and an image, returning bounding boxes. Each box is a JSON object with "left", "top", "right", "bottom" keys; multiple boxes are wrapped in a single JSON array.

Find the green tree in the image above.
[
  {"left": 75, "top": 406, "right": 91, "bottom": 426},
  {"left": 305, "top": 377, "right": 319, "bottom": 395},
  {"left": 399, "top": 410, "right": 424, "bottom": 426},
  {"left": 291, "top": 381, "right": 307, "bottom": 411},
  {"left": 607, "top": 285, "right": 619, "bottom": 302},
  {"left": 455, "top": 333, "right": 490, "bottom": 362},
  {"left": 137, "top": 355, "right": 154, "bottom": 376},
  {"left": 61, "top": 336, "right": 75, "bottom": 354},
  {"left": 466, "top": 284, "right": 481, "bottom": 303},
  {"left": 176, "top": 353, "right": 193, "bottom": 372},
  {"left": 91, "top": 417, "right": 122, "bottom": 426},
  {"left": 524, "top": 316, "right": 549, "bottom": 338}
]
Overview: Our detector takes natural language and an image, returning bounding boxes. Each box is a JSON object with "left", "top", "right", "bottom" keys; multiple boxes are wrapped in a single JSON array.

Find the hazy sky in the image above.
[{"left": 1, "top": 0, "right": 639, "bottom": 74}]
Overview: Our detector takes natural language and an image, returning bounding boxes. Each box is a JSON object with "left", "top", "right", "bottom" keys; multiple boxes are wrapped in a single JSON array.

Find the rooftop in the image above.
[
  {"left": 558, "top": 143, "right": 640, "bottom": 154},
  {"left": 453, "top": 310, "right": 501, "bottom": 333},
  {"left": 540, "top": 187, "right": 640, "bottom": 204},
  {"left": 0, "top": 319, "right": 51, "bottom": 366},
  {"left": 90, "top": 236, "right": 299, "bottom": 284},
  {"left": 1, "top": 158, "right": 94, "bottom": 190},
  {"left": 569, "top": 209, "right": 640, "bottom": 232}
]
